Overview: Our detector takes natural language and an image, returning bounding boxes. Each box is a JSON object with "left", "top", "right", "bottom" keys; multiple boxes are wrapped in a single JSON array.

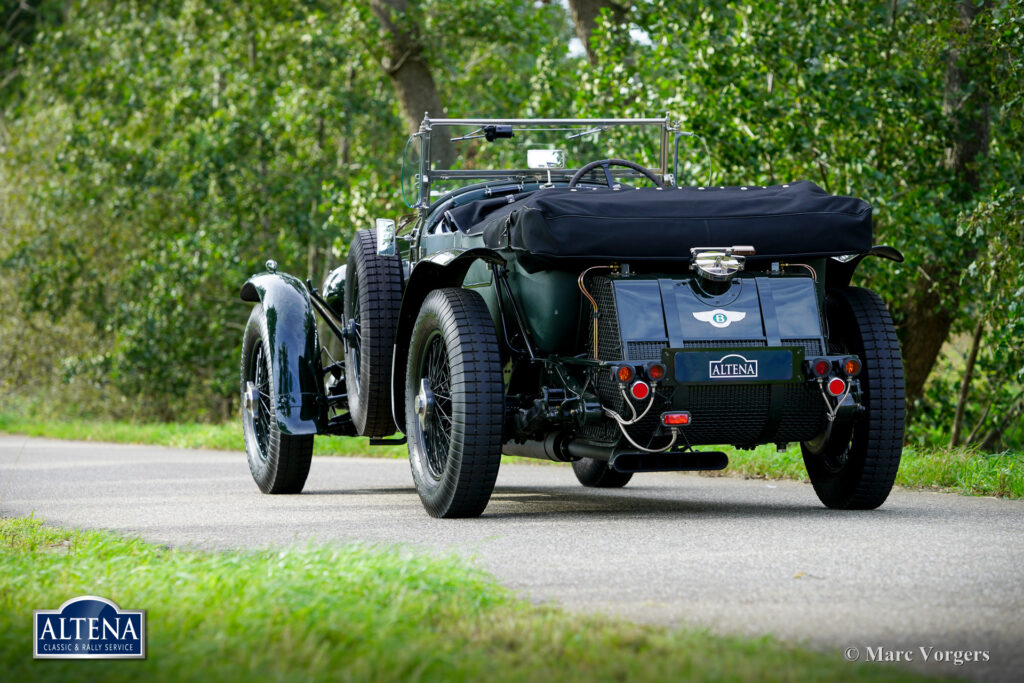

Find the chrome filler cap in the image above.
[{"left": 689, "top": 246, "right": 754, "bottom": 282}]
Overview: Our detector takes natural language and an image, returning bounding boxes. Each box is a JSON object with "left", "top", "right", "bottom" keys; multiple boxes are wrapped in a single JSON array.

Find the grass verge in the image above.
[
  {"left": 718, "top": 444, "right": 1024, "bottom": 499},
  {"left": 0, "top": 413, "right": 405, "bottom": 458},
  {"left": 1, "top": 412, "right": 1020, "bottom": 498},
  {"left": 1, "top": 516, "right": 922, "bottom": 682}
]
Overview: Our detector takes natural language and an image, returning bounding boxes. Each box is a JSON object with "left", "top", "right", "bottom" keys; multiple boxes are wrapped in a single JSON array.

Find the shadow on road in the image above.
[
  {"left": 484, "top": 488, "right": 833, "bottom": 520},
  {"left": 300, "top": 483, "right": 907, "bottom": 521}
]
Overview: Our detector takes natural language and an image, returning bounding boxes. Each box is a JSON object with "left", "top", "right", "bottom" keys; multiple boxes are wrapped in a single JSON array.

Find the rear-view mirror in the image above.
[{"left": 527, "top": 149, "right": 567, "bottom": 169}]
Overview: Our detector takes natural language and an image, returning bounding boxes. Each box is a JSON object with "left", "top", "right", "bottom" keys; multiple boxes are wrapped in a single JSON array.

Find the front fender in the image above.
[
  {"left": 390, "top": 248, "right": 505, "bottom": 432},
  {"left": 241, "top": 271, "right": 326, "bottom": 435}
]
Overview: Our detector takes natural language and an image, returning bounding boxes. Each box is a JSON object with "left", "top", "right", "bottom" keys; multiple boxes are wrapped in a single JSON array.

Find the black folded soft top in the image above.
[{"left": 452, "top": 181, "right": 872, "bottom": 266}]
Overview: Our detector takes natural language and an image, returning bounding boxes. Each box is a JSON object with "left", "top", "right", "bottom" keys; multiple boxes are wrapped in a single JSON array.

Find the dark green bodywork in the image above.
[
  {"left": 321, "top": 265, "right": 346, "bottom": 316},
  {"left": 471, "top": 261, "right": 582, "bottom": 355},
  {"left": 241, "top": 179, "right": 896, "bottom": 442},
  {"left": 240, "top": 272, "right": 326, "bottom": 435}
]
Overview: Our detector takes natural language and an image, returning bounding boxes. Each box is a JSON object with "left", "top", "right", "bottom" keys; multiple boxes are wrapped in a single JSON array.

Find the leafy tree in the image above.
[
  {"left": 1, "top": 0, "right": 65, "bottom": 104},
  {"left": 574, "top": 0, "right": 1023, "bottom": 448},
  {"left": 1, "top": 0, "right": 1021, "bottom": 453},
  {"left": 0, "top": 0, "right": 571, "bottom": 419}
]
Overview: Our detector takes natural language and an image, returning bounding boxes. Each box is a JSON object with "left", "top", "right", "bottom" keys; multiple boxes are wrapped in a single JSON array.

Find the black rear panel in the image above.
[{"left": 582, "top": 274, "right": 827, "bottom": 446}]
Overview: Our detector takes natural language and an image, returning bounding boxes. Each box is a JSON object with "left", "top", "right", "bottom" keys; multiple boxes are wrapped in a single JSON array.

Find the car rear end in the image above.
[{"left": 578, "top": 256, "right": 862, "bottom": 470}]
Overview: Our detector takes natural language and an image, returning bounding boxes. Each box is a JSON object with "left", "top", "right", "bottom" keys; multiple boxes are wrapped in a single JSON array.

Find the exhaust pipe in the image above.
[
  {"left": 505, "top": 434, "right": 729, "bottom": 473},
  {"left": 564, "top": 440, "right": 728, "bottom": 473},
  {"left": 609, "top": 450, "right": 728, "bottom": 473},
  {"left": 502, "top": 433, "right": 575, "bottom": 462}
]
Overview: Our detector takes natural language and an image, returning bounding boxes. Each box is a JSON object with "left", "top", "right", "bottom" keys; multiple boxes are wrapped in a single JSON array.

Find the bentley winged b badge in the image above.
[{"left": 692, "top": 309, "right": 747, "bottom": 329}]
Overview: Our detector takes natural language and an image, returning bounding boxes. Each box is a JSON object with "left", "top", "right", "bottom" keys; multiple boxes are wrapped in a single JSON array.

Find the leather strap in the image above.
[{"left": 755, "top": 277, "right": 786, "bottom": 443}]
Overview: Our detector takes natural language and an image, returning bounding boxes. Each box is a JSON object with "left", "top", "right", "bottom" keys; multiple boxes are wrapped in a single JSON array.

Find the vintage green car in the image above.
[{"left": 239, "top": 115, "right": 905, "bottom": 518}]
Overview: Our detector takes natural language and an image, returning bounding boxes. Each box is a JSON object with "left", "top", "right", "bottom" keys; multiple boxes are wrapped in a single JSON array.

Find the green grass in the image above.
[
  {"left": 1, "top": 517, "right": 924, "bottom": 682},
  {"left": 0, "top": 413, "right": 539, "bottom": 464},
  {"left": 1, "top": 412, "right": 1020, "bottom": 498},
  {"left": 0, "top": 413, "right": 406, "bottom": 458},
  {"left": 715, "top": 443, "right": 1024, "bottom": 499}
]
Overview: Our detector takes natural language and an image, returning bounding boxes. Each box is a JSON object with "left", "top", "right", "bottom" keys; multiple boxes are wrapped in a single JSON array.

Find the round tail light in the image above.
[
  {"left": 827, "top": 377, "right": 847, "bottom": 396},
  {"left": 646, "top": 362, "right": 667, "bottom": 382},
  {"left": 843, "top": 358, "right": 862, "bottom": 377},
  {"left": 630, "top": 380, "right": 650, "bottom": 400},
  {"left": 614, "top": 365, "right": 635, "bottom": 383},
  {"left": 811, "top": 358, "right": 831, "bottom": 377}
]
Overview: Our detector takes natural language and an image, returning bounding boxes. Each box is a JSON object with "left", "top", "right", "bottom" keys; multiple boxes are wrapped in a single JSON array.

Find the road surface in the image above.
[{"left": 2, "top": 436, "right": 1022, "bottom": 681}]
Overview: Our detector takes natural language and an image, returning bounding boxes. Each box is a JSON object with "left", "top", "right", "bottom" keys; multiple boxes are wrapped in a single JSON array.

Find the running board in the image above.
[{"left": 609, "top": 450, "right": 729, "bottom": 473}]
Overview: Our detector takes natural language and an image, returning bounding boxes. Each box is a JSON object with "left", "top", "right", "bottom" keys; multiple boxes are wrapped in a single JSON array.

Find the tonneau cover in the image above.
[{"left": 461, "top": 181, "right": 871, "bottom": 266}]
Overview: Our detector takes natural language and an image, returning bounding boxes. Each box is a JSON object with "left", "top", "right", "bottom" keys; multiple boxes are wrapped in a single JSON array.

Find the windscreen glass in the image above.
[{"left": 422, "top": 122, "right": 667, "bottom": 198}]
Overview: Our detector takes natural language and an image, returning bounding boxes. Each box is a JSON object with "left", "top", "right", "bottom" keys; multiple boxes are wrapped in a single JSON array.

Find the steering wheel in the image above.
[{"left": 567, "top": 158, "right": 663, "bottom": 189}]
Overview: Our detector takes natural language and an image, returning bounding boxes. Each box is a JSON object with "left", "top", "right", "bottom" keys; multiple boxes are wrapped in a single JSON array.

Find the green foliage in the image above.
[
  {"left": 0, "top": 0, "right": 65, "bottom": 104},
  {"left": 916, "top": 191, "right": 1024, "bottom": 450},
  {"left": 0, "top": 0, "right": 567, "bottom": 419},
  {"left": 4, "top": 1, "right": 390, "bottom": 418},
  {"left": 1, "top": 517, "right": 924, "bottom": 681},
  {"left": 574, "top": 0, "right": 1024, "bottom": 449},
  {"left": 1, "top": 0, "right": 1022, "bottom": 450}
]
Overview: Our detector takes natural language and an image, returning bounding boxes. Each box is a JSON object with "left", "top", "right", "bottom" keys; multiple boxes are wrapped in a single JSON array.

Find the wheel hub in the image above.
[
  {"left": 343, "top": 318, "right": 358, "bottom": 344},
  {"left": 244, "top": 381, "right": 258, "bottom": 419},
  {"left": 415, "top": 378, "right": 435, "bottom": 429}
]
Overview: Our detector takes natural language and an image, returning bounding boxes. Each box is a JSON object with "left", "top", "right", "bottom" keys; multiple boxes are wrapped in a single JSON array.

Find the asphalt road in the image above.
[{"left": 2, "top": 436, "right": 1022, "bottom": 681}]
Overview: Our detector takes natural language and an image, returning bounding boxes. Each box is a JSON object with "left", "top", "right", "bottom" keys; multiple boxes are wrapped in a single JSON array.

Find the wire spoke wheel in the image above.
[
  {"left": 240, "top": 303, "right": 313, "bottom": 494},
  {"left": 419, "top": 333, "right": 453, "bottom": 479},
  {"left": 247, "top": 342, "right": 274, "bottom": 463},
  {"left": 345, "top": 277, "right": 362, "bottom": 383},
  {"left": 406, "top": 288, "right": 504, "bottom": 518}
]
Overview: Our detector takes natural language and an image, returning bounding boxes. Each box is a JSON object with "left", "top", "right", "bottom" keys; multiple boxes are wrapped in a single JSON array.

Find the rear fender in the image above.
[
  {"left": 391, "top": 248, "right": 505, "bottom": 432},
  {"left": 826, "top": 245, "right": 904, "bottom": 289},
  {"left": 241, "top": 271, "right": 327, "bottom": 435}
]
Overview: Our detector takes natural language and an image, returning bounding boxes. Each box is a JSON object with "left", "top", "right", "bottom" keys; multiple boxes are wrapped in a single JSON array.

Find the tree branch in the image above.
[{"left": 950, "top": 319, "right": 984, "bottom": 447}]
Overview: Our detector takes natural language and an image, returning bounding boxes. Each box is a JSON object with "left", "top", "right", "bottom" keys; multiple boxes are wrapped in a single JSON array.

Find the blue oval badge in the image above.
[{"left": 34, "top": 595, "right": 146, "bottom": 659}]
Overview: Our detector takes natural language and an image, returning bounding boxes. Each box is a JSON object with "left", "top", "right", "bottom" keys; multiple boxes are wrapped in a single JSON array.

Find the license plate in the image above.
[{"left": 671, "top": 348, "right": 800, "bottom": 384}]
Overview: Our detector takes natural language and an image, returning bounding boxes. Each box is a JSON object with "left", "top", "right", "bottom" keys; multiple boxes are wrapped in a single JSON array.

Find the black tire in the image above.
[
  {"left": 241, "top": 304, "right": 313, "bottom": 494},
  {"left": 572, "top": 458, "right": 634, "bottom": 488},
  {"left": 802, "top": 287, "right": 905, "bottom": 509},
  {"left": 406, "top": 288, "right": 503, "bottom": 518},
  {"left": 344, "top": 229, "right": 403, "bottom": 437}
]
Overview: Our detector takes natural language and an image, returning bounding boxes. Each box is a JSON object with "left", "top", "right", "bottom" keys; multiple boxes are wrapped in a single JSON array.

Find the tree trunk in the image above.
[
  {"left": 979, "top": 396, "right": 1023, "bottom": 452},
  {"left": 369, "top": 0, "right": 454, "bottom": 169},
  {"left": 943, "top": 1, "right": 991, "bottom": 202},
  {"left": 899, "top": 0, "right": 991, "bottom": 405},
  {"left": 950, "top": 319, "right": 984, "bottom": 448},
  {"left": 899, "top": 268, "right": 954, "bottom": 403},
  {"left": 567, "top": 0, "right": 628, "bottom": 65},
  {"left": 248, "top": 30, "right": 271, "bottom": 239}
]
